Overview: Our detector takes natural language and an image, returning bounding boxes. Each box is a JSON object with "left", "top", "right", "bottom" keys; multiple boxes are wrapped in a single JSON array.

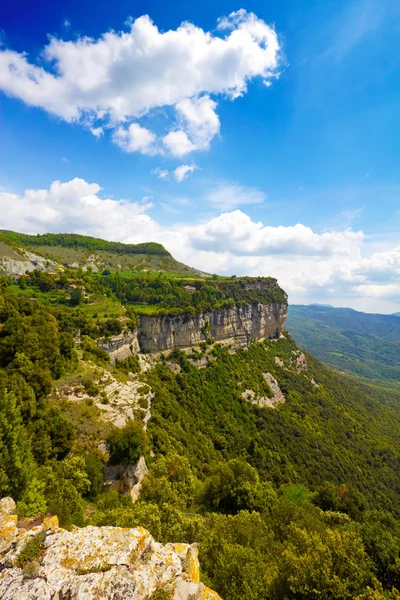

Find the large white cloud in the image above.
[
  {"left": 189, "top": 210, "right": 363, "bottom": 256},
  {"left": 0, "top": 178, "right": 158, "bottom": 241},
  {"left": 1, "top": 178, "right": 399, "bottom": 311},
  {"left": 0, "top": 10, "right": 280, "bottom": 156}
]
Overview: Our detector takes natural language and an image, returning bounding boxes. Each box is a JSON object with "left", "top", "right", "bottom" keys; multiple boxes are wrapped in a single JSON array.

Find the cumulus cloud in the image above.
[
  {"left": 189, "top": 210, "right": 364, "bottom": 256},
  {"left": 163, "top": 96, "right": 220, "bottom": 156},
  {"left": 0, "top": 10, "right": 280, "bottom": 155},
  {"left": 2, "top": 178, "right": 399, "bottom": 310},
  {"left": 112, "top": 123, "right": 157, "bottom": 155},
  {"left": 0, "top": 178, "right": 156, "bottom": 241},
  {"left": 205, "top": 183, "right": 266, "bottom": 210}
]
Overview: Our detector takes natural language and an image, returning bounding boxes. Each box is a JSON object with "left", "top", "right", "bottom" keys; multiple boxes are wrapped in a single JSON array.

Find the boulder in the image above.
[{"left": 0, "top": 500, "right": 222, "bottom": 600}]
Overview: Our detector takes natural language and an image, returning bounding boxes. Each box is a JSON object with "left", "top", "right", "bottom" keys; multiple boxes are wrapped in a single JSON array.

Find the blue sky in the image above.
[{"left": 0, "top": 0, "right": 399, "bottom": 311}]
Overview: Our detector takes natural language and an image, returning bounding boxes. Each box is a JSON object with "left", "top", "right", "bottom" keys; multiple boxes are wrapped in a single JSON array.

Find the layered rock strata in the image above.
[
  {"left": 138, "top": 302, "right": 287, "bottom": 352},
  {"left": 103, "top": 301, "right": 288, "bottom": 358}
]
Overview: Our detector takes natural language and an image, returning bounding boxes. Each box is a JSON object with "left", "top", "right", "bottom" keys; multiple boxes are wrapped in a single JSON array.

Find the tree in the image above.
[
  {"left": 0, "top": 390, "right": 35, "bottom": 499},
  {"left": 107, "top": 421, "right": 148, "bottom": 466}
]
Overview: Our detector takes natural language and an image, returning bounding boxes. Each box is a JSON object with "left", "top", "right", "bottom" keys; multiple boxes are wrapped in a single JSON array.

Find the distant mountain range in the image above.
[{"left": 286, "top": 304, "right": 400, "bottom": 388}]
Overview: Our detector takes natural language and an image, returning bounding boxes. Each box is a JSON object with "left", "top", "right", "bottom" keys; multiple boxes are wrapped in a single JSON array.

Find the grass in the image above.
[
  {"left": 0, "top": 239, "right": 25, "bottom": 260},
  {"left": 16, "top": 531, "right": 46, "bottom": 568},
  {"left": 129, "top": 303, "right": 160, "bottom": 315},
  {"left": 20, "top": 245, "right": 200, "bottom": 275}
]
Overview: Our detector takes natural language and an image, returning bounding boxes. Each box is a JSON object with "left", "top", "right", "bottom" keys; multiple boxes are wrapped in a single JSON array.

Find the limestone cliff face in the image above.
[
  {"left": 0, "top": 497, "right": 221, "bottom": 600},
  {"left": 99, "top": 331, "right": 140, "bottom": 361},
  {"left": 138, "top": 302, "right": 288, "bottom": 352}
]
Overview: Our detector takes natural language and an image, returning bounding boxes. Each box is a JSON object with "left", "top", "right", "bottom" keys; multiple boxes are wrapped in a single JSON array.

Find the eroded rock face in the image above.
[
  {"left": 0, "top": 251, "right": 59, "bottom": 275},
  {"left": 139, "top": 302, "right": 288, "bottom": 353},
  {"left": 0, "top": 500, "right": 221, "bottom": 600},
  {"left": 98, "top": 331, "right": 140, "bottom": 362},
  {"left": 104, "top": 456, "right": 149, "bottom": 502}
]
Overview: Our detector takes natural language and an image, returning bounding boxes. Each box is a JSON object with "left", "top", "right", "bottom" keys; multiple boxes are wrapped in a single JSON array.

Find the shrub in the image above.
[{"left": 107, "top": 421, "right": 148, "bottom": 466}]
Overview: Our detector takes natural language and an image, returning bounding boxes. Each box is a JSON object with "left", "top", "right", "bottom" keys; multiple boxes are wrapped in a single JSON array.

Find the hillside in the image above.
[
  {"left": 0, "top": 230, "right": 204, "bottom": 276},
  {"left": 1, "top": 259, "right": 400, "bottom": 598},
  {"left": 286, "top": 304, "right": 400, "bottom": 388}
]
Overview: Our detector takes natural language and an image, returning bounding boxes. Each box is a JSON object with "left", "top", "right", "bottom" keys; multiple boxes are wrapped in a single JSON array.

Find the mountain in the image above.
[
  {"left": 1, "top": 239, "right": 400, "bottom": 599},
  {"left": 286, "top": 304, "right": 400, "bottom": 388},
  {"left": 0, "top": 230, "right": 205, "bottom": 276}
]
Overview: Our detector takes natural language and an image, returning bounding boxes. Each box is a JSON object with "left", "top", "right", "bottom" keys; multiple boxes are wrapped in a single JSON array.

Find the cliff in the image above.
[
  {"left": 138, "top": 301, "right": 288, "bottom": 352},
  {"left": 0, "top": 497, "right": 221, "bottom": 600},
  {"left": 99, "top": 278, "right": 288, "bottom": 357}
]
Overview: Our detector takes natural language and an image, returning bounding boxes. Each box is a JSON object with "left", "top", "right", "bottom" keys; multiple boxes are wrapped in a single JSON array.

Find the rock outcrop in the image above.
[
  {"left": 98, "top": 331, "right": 140, "bottom": 362},
  {"left": 0, "top": 250, "right": 59, "bottom": 275},
  {"left": 138, "top": 302, "right": 287, "bottom": 353},
  {"left": 104, "top": 456, "right": 149, "bottom": 502},
  {"left": 0, "top": 497, "right": 221, "bottom": 600}
]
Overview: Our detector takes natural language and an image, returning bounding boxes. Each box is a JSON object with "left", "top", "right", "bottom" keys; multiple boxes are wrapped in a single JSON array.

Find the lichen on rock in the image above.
[{"left": 0, "top": 499, "right": 222, "bottom": 600}]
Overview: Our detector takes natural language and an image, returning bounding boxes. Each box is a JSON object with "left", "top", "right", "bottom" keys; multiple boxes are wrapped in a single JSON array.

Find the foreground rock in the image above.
[{"left": 0, "top": 497, "right": 221, "bottom": 600}]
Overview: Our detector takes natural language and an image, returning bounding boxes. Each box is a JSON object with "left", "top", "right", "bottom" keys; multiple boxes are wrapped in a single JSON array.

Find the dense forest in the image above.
[
  {"left": 0, "top": 274, "right": 400, "bottom": 599},
  {"left": 0, "top": 231, "right": 170, "bottom": 256},
  {"left": 7, "top": 268, "right": 287, "bottom": 317}
]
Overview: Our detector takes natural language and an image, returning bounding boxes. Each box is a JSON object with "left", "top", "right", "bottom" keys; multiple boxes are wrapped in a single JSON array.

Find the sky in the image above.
[{"left": 0, "top": 0, "right": 399, "bottom": 312}]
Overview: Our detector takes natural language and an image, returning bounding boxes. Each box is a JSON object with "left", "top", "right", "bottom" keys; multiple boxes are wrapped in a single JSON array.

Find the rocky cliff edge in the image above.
[{"left": 0, "top": 498, "right": 221, "bottom": 600}]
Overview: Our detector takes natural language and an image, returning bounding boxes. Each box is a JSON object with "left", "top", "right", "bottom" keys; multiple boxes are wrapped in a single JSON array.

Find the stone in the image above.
[
  {"left": 0, "top": 497, "right": 16, "bottom": 516},
  {"left": 0, "top": 514, "right": 18, "bottom": 554},
  {"left": 104, "top": 456, "right": 148, "bottom": 501},
  {"left": 138, "top": 301, "right": 288, "bottom": 353},
  {"left": 0, "top": 501, "right": 222, "bottom": 600}
]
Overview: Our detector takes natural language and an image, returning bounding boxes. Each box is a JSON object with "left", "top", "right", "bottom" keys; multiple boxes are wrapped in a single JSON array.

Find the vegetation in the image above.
[
  {"left": 2, "top": 266, "right": 286, "bottom": 318},
  {"left": 0, "top": 231, "right": 170, "bottom": 256},
  {"left": 287, "top": 304, "right": 400, "bottom": 388},
  {"left": 0, "top": 264, "right": 400, "bottom": 599},
  {"left": 15, "top": 531, "right": 46, "bottom": 568}
]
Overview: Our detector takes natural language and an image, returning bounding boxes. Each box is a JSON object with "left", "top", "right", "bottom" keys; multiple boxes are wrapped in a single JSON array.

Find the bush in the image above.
[{"left": 107, "top": 421, "right": 148, "bottom": 466}]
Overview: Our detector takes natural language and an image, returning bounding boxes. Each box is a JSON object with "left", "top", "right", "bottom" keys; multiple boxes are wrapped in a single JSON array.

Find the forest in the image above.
[
  {"left": 0, "top": 230, "right": 170, "bottom": 256},
  {"left": 0, "top": 275, "right": 400, "bottom": 599},
  {"left": 7, "top": 267, "right": 287, "bottom": 317}
]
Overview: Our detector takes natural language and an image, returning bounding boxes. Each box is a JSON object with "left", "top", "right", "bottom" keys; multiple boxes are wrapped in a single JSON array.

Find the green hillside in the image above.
[
  {"left": 0, "top": 230, "right": 204, "bottom": 275},
  {"left": 1, "top": 271, "right": 400, "bottom": 598},
  {"left": 286, "top": 304, "right": 400, "bottom": 388}
]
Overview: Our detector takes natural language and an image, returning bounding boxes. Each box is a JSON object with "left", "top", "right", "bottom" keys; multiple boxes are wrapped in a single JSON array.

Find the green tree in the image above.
[
  {"left": 0, "top": 390, "right": 35, "bottom": 499},
  {"left": 107, "top": 421, "right": 148, "bottom": 466}
]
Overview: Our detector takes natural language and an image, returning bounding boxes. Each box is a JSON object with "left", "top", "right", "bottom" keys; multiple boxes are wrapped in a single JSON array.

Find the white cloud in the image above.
[
  {"left": 151, "top": 164, "right": 198, "bottom": 182},
  {"left": 90, "top": 126, "right": 104, "bottom": 139},
  {"left": 0, "top": 178, "right": 156, "bottom": 240},
  {"left": 189, "top": 210, "right": 363, "bottom": 256},
  {"left": 163, "top": 96, "right": 220, "bottom": 156},
  {"left": 173, "top": 164, "right": 198, "bottom": 183},
  {"left": 0, "top": 10, "right": 280, "bottom": 155},
  {"left": 2, "top": 177, "right": 399, "bottom": 311},
  {"left": 152, "top": 168, "right": 170, "bottom": 181},
  {"left": 205, "top": 183, "right": 266, "bottom": 210},
  {"left": 112, "top": 123, "right": 157, "bottom": 155}
]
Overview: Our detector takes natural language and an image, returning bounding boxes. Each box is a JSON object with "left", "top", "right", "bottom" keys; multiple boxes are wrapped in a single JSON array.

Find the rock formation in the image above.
[
  {"left": 98, "top": 331, "right": 140, "bottom": 362},
  {"left": 0, "top": 497, "right": 221, "bottom": 600},
  {"left": 138, "top": 302, "right": 288, "bottom": 353},
  {"left": 0, "top": 250, "right": 59, "bottom": 275},
  {"left": 100, "top": 301, "right": 288, "bottom": 359}
]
